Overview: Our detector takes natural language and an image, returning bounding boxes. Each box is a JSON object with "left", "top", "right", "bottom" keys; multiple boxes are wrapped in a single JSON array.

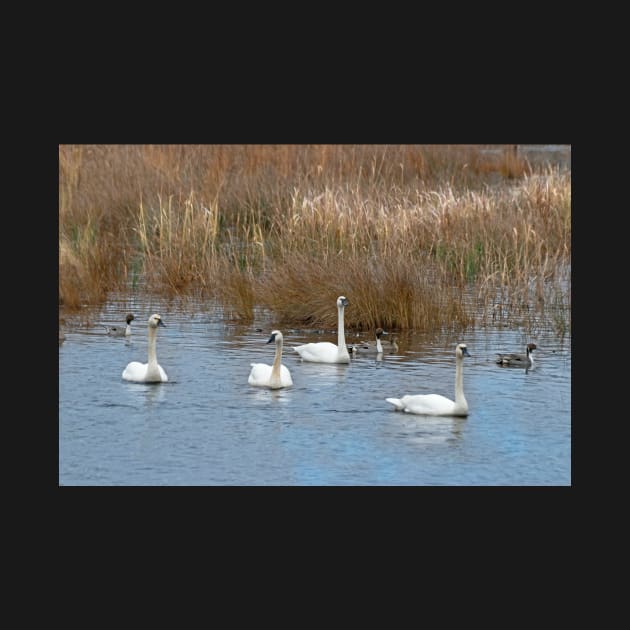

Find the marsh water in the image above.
[{"left": 59, "top": 295, "right": 571, "bottom": 485}]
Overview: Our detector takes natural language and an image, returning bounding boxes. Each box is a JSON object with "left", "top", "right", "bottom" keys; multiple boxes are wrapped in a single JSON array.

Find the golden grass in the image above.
[{"left": 59, "top": 144, "right": 571, "bottom": 333}]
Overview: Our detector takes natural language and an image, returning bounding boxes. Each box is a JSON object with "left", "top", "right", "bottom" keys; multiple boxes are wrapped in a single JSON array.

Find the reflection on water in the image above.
[
  {"left": 59, "top": 296, "right": 571, "bottom": 485},
  {"left": 386, "top": 414, "right": 467, "bottom": 446}
]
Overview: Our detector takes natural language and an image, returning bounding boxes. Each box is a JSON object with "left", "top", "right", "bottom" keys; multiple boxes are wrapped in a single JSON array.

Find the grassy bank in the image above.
[{"left": 59, "top": 145, "right": 571, "bottom": 333}]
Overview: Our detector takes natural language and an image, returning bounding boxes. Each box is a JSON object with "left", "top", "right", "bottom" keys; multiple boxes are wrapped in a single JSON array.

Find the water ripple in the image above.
[{"left": 60, "top": 296, "right": 571, "bottom": 485}]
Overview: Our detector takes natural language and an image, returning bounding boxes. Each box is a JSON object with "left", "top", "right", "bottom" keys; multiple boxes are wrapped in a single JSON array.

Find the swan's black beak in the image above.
[
  {"left": 267, "top": 333, "right": 276, "bottom": 343},
  {"left": 158, "top": 319, "right": 165, "bottom": 327},
  {"left": 462, "top": 347, "right": 470, "bottom": 357}
]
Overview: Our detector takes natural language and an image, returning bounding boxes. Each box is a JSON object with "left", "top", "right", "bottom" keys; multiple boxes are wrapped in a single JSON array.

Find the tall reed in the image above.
[{"left": 59, "top": 145, "right": 570, "bottom": 333}]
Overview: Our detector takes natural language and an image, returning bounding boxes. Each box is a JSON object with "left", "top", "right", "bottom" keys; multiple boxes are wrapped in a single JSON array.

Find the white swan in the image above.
[
  {"left": 248, "top": 330, "right": 293, "bottom": 389},
  {"left": 386, "top": 343, "right": 471, "bottom": 416},
  {"left": 349, "top": 327, "right": 388, "bottom": 354},
  {"left": 496, "top": 343, "right": 536, "bottom": 366},
  {"left": 105, "top": 313, "right": 135, "bottom": 336},
  {"left": 122, "top": 314, "right": 168, "bottom": 382},
  {"left": 294, "top": 296, "right": 351, "bottom": 363}
]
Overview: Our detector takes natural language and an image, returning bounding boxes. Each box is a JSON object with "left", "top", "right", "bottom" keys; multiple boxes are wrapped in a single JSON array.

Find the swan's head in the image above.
[
  {"left": 337, "top": 296, "right": 349, "bottom": 308},
  {"left": 267, "top": 330, "right": 283, "bottom": 343},
  {"left": 126, "top": 313, "right": 135, "bottom": 324},
  {"left": 148, "top": 314, "right": 165, "bottom": 328},
  {"left": 456, "top": 343, "right": 470, "bottom": 358},
  {"left": 527, "top": 343, "right": 537, "bottom": 353}
]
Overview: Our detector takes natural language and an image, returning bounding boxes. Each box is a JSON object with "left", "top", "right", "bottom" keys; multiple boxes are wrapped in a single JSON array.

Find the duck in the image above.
[
  {"left": 386, "top": 343, "right": 471, "bottom": 416},
  {"left": 294, "top": 296, "right": 351, "bottom": 364},
  {"left": 248, "top": 330, "right": 293, "bottom": 389},
  {"left": 105, "top": 313, "right": 135, "bottom": 336},
  {"left": 496, "top": 343, "right": 536, "bottom": 367},
  {"left": 122, "top": 314, "right": 168, "bottom": 382},
  {"left": 349, "top": 327, "right": 388, "bottom": 354},
  {"left": 385, "top": 335, "right": 399, "bottom": 354}
]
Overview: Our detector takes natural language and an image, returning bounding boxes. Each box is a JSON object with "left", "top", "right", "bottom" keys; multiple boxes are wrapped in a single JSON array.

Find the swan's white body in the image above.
[
  {"left": 496, "top": 343, "right": 536, "bottom": 366},
  {"left": 249, "top": 330, "right": 293, "bottom": 389},
  {"left": 294, "top": 296, "right": 351, "bottom": 364},
  {"left": 122, "top": 314, "right": 168, "bottom": 382},
  {"left": 106, "top": 313, "right": 135, "bottom": 337},
  {"left": 386, "top": 343, "right": 471, "bottom": 417}
]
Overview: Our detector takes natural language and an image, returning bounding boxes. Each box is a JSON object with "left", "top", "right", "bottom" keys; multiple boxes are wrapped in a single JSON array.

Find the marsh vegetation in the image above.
[{"left": 59, "top": 145, "right": 570, "bottom": 334}]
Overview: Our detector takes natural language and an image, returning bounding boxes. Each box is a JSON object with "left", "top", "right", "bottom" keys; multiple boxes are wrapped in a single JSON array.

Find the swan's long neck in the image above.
[
  {"left": 147, "top": 326, "right": 159, "bottom": 367},
  {"left": 337, "top": 305, "right": 350, "bottom": 360},
  {"left": 337, "top": 305, "right": 346, "bottom": 348},
  {"left": 270, "top": 337, "right": 283, "bottom": 387},
  {"left": 454, "top": 353, "right": 467, "bottom": 407}
]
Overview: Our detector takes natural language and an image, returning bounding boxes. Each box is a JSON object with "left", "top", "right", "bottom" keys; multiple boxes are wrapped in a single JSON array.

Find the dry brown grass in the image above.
[
  {"left": 59, "top": 144, "right": 571, "bottom": 332},
  {"left": 256, "top": 253, "right": 473, "bottom": 331}
]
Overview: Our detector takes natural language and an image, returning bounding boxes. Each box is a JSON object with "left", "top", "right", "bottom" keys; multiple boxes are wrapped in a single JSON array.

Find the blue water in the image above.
[{"left": 59, "top": 296, "right": 571, "bottom": 485}]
